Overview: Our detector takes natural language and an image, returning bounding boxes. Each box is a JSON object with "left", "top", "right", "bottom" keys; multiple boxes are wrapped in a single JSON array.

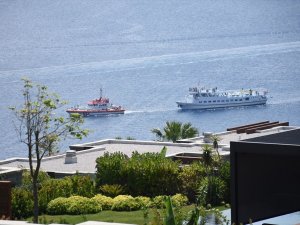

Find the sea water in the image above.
[{"left": 0, "top": 0, "right": 300, "bottom": 159}]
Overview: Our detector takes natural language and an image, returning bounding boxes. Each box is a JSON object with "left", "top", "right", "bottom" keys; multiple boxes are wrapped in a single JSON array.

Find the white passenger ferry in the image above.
[{"left": 176, "top": 86, "right": 268, "bottom": 110}]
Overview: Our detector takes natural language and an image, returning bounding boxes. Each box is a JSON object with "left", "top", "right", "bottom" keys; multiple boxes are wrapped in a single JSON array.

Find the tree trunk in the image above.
[
  {"left": 32, "top": 131, "right": 41, "bottom": 223},
  {"left": 215, "top": 147, "right": 221, "bottom": 161},
  {"left": 32, "top": 175, "right": 39, "bottom": 223}
]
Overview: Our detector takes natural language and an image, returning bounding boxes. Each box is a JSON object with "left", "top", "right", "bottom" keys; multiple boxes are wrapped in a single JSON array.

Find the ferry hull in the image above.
[{"left": 176, "top": 100, "right": 267, "bottom": 110}]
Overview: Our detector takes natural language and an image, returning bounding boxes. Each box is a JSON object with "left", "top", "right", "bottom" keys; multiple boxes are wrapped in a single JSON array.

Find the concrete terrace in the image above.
[
  {"left": 0, "top": 125, "right": 298, "bottom": 176},
  {"left": 0, "top": 140, "right": 206, "bottom": 175}
]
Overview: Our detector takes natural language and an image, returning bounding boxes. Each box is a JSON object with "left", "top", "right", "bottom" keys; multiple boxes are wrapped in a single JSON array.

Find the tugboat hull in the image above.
[
  {"left": 66, "top": 109, "right": 125, "bottom": 117},
  {"left": 66, "top": 88, "right": 125, "bottom": 116}
]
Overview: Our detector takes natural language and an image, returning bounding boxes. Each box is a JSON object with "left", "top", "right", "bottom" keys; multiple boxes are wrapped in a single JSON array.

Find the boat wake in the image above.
[
  {"left": 125, "top": 109, "right": 176, "bottom": 114},
  {"left": 269, "top": 97, "right": 300, "bottom": 105},
  {"left": 125, "top": 110, "right": 145, "bottom": 114},
  {"left": 1, "top": 41, "right": 300, "bottom": 76}
]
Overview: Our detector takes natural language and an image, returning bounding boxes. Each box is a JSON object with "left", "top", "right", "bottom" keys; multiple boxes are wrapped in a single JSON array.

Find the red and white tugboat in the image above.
[{"left": 66, "top": 88, "right": 125, "bottom": 116}]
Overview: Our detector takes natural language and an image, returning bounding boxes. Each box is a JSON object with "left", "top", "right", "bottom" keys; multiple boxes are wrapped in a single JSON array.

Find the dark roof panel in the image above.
[{"left": 244, "top": 128, "right": 300, "bottom": 145}]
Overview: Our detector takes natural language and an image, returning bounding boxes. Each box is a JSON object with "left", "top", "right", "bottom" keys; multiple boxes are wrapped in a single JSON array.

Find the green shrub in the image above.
[
  {"left": 47, "top": 197, "right": 69, "bottom": 215},
  {"left": 135, "top": 196, "right": 152, "bottom": 208},
  {"left": 218, "top": 161, "right": 230, "bottom": 203},
  {"left": 67, "top": 174, "right": 95, "bottom": 198},
  {"left": 124, "top": 151, "right": 180, "bottom": 197},
  {"left": 22, "top": 170, "right": 50, "bottom": 190},
  {"left": 67, "top": 196, "right": 101, "bottom": 215},
  {"left": 151, "top": 194, "right": 188, "bottom": 209},
  {"left": 126, "top": 136, "right": 135, "bottom": 140},
  {"left": 38, "top": 178, "right": 73, "bottom": 213},
  {"left": 111, "top": 195, "right": 141, "bottom": 211},
  {"left": 178, "top": 162, "right": 206, "bottom": 202},
  {"left": 39, "top": 174, "right": 95, "bottom": 213},
  {"left": 99, "top": 184, "right": 124, "bottom": 197},
  {"left": 96, "top": 152, "right": 129, "bottom": 187},
  {"left": 15, "top": 171, "right": 96, "bottom": 215},
  {"left": 95, "top": 151, "right": 180, "bottom": 197},
  {"left": 92, "top": 194, "right": 114, "bottom": 210},
  {"left": 197, "top": 177, "right": 226, "bottom": 206},
  {"left": 47, "top": 196, "right": 102, "bottom": 215},
  {"left": 152, "top": 195, "right": 167, "bottom": 208},
  {"left": 11, "top": 187, "right": 34, "bottom": 219},
  {"left": 171, "top": 194, "right": 188, "bottom": 207}
]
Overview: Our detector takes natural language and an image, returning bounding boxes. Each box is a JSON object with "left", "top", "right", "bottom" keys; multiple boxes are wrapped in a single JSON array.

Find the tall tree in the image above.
[
  {"left": 10, "top": 78, "right": 88, "bottom": 223},
  {"left": 151, "top": 121, "right": 198, "bottom": 143}
]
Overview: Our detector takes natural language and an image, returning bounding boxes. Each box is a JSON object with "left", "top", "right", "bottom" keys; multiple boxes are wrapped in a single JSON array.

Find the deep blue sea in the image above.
[{"left": 0, "top": 0, "right": 300, "bottom": 159}]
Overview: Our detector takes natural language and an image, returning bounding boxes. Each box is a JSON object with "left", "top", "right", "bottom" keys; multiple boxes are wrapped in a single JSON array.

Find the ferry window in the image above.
[
  {"left": 239, "top": 99, "right": 242, "bottom": 101},
  {"left": 226, "top": 100, "right": 229, "bottom": 102},
  {"left": 230, "top": 100, "right": 233, "bottom": 102},
  {"left": 217, "top": 100, "right": 220, "bottom": 102},
  {"left": 235, "top": 99, "right": 238, "bottom": 101},
  {"left": 245, "top": 97, "right": 249, "bottom": 100},
  {"left": 221, "top": 100, "right": 224, "bottom": 102},
  {"left": 208, "top": 101, "right": 211, "bottom": 103},
  {"left": 213, "top": 100, "right": 216, "bottom": 103},
  {"left": 199, "top": 101, "right": 202, "bottom": 103},
  {"left": 204, "top": 101, "right": 207, "bottom": 103}
]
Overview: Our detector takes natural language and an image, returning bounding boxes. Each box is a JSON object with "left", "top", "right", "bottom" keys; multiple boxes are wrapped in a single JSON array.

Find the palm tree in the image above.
[
  {"left": 151, "top": 121, "right": 198, "bottom": 143},
  {"left": 201, "top": 144, "right": 214, "bottom": 172},
  {"left": 210, "top": 135, "right": 222, "bottom": 160},
  {"left": 164, "top": 121, "right": 182, "bottom": 142},
  {"left": 151, "top": 128, "right": 164, "bottom": 141},
  {"left": 181, "top": 122, "right": 199, "bottom": 139}
]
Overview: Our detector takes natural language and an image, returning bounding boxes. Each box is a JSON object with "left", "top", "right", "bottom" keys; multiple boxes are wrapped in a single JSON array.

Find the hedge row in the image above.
[
  {"left": 96, "top": 151, "right": 181, "bottom": 197},
  {"left": 39, "top": 173, "right": 95, "bottom": 212},
  {"left": 96, "top": 151, "right": 230, "bottom": 204},
  {"left": 12, "top": 172, "right": 96, "bottom": 219},
  {"left": 47, "top": 194, "right": 188, "bottom": 215},
  {"left": 47, "top": 196, "right": 101, "bottom": 215},
  {"left": 12, "top": 153, "right": 230, "bottom": 219}
]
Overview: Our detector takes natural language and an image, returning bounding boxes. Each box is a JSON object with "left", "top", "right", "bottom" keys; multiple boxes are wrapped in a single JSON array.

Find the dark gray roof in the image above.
[{"left": 243, "top": 128, "right": 300, "bottom": 145}]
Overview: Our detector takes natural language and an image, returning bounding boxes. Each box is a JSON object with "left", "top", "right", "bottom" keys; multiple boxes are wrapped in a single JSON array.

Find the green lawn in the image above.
[
  {"left": 27, "top": 205, "right": 229, "bottom": 225},
  {"left": 28, "top": 205, "right": 194, "bottom": 225}
]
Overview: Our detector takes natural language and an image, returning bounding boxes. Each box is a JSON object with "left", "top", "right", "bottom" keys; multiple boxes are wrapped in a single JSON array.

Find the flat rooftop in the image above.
[
  {"left": 0, "top": 125, "right": 298, "bottom": 175},
  {"left": 190, "top": 125, "right": 298, "bottom": 146},
  {"left": 0, "top": 140, "right": 207, "bottom": 174},
  {"left": 244, "top": 128, "right": 300, "bottom": 145}
]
